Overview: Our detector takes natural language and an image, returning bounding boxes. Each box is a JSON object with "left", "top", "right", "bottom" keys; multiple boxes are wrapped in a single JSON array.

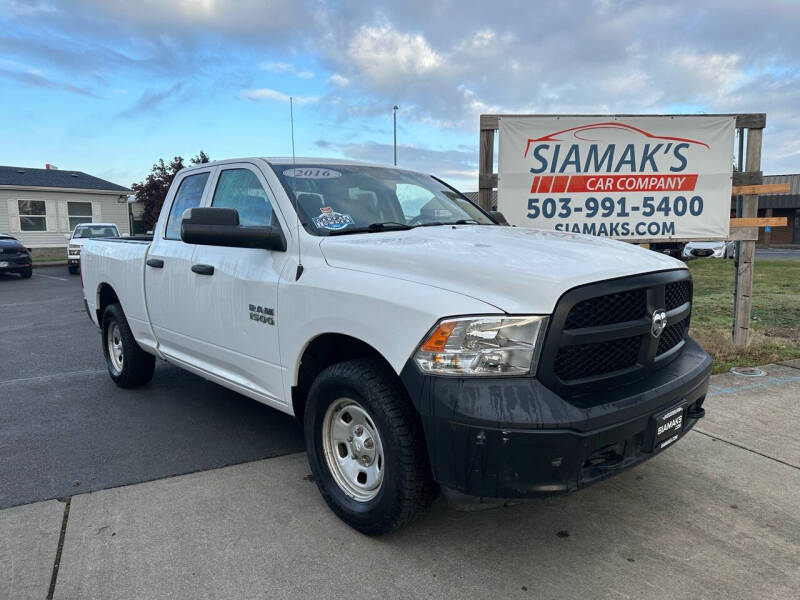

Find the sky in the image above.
[{"left": 2, "top": 0, "right": 800, "bottom": 191}]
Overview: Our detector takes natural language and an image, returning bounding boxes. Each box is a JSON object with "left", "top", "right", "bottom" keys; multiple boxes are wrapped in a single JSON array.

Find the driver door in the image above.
[{"left": 188, "top": 163, "right": 290, "bottom": 406}]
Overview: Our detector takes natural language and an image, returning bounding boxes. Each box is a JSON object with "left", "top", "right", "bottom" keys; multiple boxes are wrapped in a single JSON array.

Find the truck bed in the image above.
[{"left": 81, "top": 237, "right": 155, "bottom": 351}]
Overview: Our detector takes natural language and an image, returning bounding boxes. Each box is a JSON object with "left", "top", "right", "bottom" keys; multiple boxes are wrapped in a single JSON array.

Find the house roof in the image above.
[{"left": 0, "top": 165, "right": 130, "bottom": 193}]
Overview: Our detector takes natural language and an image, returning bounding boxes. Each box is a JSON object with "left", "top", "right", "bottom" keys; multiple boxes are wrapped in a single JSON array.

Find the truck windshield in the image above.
[
  {"left": 273, "top": 164, "right": 494, "bottom": 235},
  {"left": 73, "top": 226, "right": 119, "bottom": 239}
]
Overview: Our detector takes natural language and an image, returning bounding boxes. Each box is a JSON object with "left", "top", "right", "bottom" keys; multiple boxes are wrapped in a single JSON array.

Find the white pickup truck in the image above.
[{"left": 81, "top": 157, "right": 711, "bottom": 535}]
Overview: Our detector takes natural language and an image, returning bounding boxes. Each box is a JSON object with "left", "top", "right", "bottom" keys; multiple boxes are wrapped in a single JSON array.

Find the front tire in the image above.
[
  {"left": 68, "top": 265, "right": 79, "bottom": 275},
  {"left": 304, "top": 359, "right": 436, "bottom": 535},
  {"left": 102, "top": 303, "right": 155, "bottom": 388},
  {"left": 20, "top": 267, "right": 32, "bottom": 279}
]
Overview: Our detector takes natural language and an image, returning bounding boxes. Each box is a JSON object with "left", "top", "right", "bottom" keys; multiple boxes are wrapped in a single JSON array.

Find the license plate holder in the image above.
[
  {"left": 652, "top": 402, "right": 687, "bottom": 451},
  {"left": 0, "top": 261, "right": 8, "bottom": 267}
]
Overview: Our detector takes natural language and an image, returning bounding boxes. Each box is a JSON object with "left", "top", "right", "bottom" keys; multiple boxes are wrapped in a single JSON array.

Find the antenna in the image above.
[{"left": 290, "top": 96, "right": 304, "bottom": 280}]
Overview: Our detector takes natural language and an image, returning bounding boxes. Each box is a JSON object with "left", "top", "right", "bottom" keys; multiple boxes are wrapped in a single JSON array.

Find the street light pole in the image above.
[{"left": 393, "top": 105, "right": 399, "bottom": 166}]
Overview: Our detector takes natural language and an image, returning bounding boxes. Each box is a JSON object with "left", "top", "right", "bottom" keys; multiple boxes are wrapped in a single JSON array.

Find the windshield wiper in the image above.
[
  {"left": 327, "top": 221, "right": 413, "bottom": 236},
  {"left": 416, "top": 219, "right": 482, "bottom": 227}
]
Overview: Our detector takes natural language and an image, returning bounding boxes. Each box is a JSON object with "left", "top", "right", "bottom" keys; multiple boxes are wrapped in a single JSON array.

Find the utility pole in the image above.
[{"left": 393, "top": 105, "right": 399, "bottom": 165}]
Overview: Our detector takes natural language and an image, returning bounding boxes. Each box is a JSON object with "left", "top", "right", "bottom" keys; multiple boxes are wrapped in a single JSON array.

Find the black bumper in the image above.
[
  {"left": 400, "top": 337, "right": 711, "bottom": 499},
  {"left": 0, "top": 257, "right": 31, "bottom": 272},
  {"left": 68, "top": 258, "right": 80, "bottom": 266}
]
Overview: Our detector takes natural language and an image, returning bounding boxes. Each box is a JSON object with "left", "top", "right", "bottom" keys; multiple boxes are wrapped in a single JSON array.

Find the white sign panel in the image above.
[{"left": 497, "top": 116, "right": 735, "bottom": 240}]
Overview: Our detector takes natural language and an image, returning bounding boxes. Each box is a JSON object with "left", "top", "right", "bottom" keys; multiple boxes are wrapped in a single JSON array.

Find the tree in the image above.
[{"left": 132, "top": 151, "right": 210, "bottom": 229}]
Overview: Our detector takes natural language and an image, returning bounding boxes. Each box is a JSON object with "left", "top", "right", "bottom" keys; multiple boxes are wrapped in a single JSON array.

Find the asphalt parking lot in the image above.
[
  {"left": 0, "top": 267, "right": 304, "bottom": 509},
  {"left": 1, "top": 266, "right": 799, "bottom": 599}
]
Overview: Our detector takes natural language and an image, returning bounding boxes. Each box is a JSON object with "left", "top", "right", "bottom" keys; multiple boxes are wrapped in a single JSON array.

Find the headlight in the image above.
[{"left": 414, "top": 315, "right": 548, "bottom": 376}]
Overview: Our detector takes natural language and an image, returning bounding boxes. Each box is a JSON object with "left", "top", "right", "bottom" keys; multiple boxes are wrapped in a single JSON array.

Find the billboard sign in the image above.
[{"left": 497, "top": 116, "right": 736, "bottom": 240}]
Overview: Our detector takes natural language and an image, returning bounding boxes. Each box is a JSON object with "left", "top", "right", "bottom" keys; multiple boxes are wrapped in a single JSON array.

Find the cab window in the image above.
[
  {"left": 211, "top": 169, "right": 274, "bottom": 227},
  {"left": 165, "top": 172, "right": 210, "bottom": 240}
]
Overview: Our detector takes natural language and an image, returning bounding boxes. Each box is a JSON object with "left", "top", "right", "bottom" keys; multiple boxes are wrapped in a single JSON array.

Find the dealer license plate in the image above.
[
  {"left": 0, "top": 261, "right": 8, "bottom": 267},
  {"left": 653, "top": 403, "right": 686, "bottom": 451}
]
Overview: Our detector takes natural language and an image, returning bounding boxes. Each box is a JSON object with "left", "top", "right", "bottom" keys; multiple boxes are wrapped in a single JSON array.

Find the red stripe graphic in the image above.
[
  {"left": 552, "top": 175, "right": 569, "bottom": 193},
  {"left": 530, "top": 176, "right": 540, "bottom": 193}
]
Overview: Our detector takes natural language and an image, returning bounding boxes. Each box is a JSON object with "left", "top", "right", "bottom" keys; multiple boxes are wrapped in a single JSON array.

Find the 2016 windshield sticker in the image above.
[
  {"left": 283, "top": 168, "right": 341, "bottom": 179},
  {"left": 313, "top": 206, "right": 354, "bottom": 230}
]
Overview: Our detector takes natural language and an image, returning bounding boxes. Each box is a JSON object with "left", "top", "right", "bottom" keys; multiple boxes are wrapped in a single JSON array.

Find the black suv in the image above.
[{"left": 0, "top": 234, "right": 33, "bottom": 278}]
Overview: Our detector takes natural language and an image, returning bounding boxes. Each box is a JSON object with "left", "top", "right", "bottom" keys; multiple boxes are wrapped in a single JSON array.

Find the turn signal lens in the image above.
[{"left": 420, "top": 321, "right": 457, "bottom": 352}]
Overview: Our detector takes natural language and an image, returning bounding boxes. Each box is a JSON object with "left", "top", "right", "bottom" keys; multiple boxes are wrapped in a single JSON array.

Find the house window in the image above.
[
  {"left": 18, "top": 200, "right": 46, "bottom": 231},
  {"left": 68, "top": 201, "right": 93, "bottom": 231}
]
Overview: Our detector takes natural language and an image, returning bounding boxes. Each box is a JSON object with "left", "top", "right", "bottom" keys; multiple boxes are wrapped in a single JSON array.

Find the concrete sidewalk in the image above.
[{"left": 3, "top": 364, "right": 799, "bottom": 600}]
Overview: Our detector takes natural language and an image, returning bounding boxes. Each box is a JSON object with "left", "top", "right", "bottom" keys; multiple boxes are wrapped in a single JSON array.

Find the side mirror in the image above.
[
  {"left": 489, "top": 210, "right": 510, "bottom": 226},
  {"left": 64, "top": 233, "right": 71, "bottom": 240},
  {"left": 180, "top": 207, "right": 286, "bottom": 251}
]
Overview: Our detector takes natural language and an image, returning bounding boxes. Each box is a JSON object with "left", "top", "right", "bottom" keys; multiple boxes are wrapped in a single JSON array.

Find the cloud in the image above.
[
  {"left": 345, "top": 24, "right": 444, "bottom": 91},
  {"left": 117, "top": 82, "right": 182, "bottom": 118},
  {"left": 328, "top": 73, "right": 349, "bottom": 86},
  {"left": 261, "top": 61, "right": 314, "bottom": 79},
  {"left": 239, "top": 87, "right": 319, "bottom": 104},
  {"left": 0, "top": 65, "right": 96, "bottom": 96}
]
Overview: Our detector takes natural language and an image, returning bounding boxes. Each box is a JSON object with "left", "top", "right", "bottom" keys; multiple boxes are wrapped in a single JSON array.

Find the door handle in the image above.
[
  {"left": 191, "top": 264, "right": 215, "bottom": 276},
  {"left": 146, "top": 258, "right": 164, "bottom": 268}
]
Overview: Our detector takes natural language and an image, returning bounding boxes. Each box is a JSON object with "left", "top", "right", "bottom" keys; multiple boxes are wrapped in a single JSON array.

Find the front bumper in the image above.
[{"left": 400, "top": 337, "right": 711, "bottom": 499}]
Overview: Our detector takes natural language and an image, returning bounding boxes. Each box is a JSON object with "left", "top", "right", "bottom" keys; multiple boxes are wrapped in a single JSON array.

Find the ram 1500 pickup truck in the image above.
[{"left": 81, "top": 157, "right": 711, "bottom": 535}]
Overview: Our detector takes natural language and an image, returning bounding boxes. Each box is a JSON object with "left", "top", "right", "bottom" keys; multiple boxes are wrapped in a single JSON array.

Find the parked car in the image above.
[
  {"left": 0, "top": 233, "right": 32, "bottom": 278},
  {"left": 80, "top": 158, "right": 711, "bottom": 535},
  {"left": 66, "top": 222, "right": 120, "bottom": 274},
  {"left": 682, "top": 240, "right": 735, "bottom": 260}
]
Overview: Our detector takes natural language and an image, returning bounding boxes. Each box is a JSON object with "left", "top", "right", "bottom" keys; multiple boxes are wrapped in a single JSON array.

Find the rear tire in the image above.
[
  {"left": 20, "top": 267, "right": 32, "bottom": 279},
  {"left": 304, "top": 358, "right": 436, "bottom": 535},
  {"left": 68, "top": 265, "right": 79, "bottom": 275},
  {"left": 102, "top": 303, "right": 155, "bottom": 388}
]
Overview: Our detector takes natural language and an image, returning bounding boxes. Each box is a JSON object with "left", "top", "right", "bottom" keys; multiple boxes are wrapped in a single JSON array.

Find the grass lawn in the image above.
[
  {"left": 688, "top": 259, "right": 800, "bottom": 373},
  {"left": 32, "top": 249, "right": 67, "bottom": 264}
]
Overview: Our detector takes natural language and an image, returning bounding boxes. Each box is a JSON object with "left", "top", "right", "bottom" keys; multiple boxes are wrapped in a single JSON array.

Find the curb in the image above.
[{"left": 33, "top": 261, "right": 68, "bottom": 268}]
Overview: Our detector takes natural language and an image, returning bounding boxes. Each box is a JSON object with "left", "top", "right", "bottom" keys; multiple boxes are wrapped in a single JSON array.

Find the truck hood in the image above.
[{"left": 319, "top": 225, "right": 685, "bottom": 313}]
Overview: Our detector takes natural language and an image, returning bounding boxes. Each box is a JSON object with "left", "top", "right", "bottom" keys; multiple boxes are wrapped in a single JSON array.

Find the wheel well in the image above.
[
  {"left": 292, "top": 334, "right": 394, "bottom": 424},
  {"left": 96, "top": 283, "right": 120, "bottom": 323}
]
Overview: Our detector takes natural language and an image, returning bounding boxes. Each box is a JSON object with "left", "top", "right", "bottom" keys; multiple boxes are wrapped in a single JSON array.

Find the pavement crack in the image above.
[
  {"left": 780, "top": 362, "right": 800, "bottom": 371},
  {"left": 0, "top": 369, "right": 106, "bottom": 386},
  {"left": 46, "top": 497, "right": 71, "bottom": 600},
  {"left": 693, "top": 429, "right": 800, "bottom": 470}
]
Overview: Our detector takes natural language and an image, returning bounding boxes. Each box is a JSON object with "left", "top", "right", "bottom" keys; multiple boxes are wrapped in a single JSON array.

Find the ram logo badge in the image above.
[
  {"left": 651, "top": 309, "right": 667, "bottom": 338},
  {"left": 249, "top": 304, "right": 275, "bottom": 326}
]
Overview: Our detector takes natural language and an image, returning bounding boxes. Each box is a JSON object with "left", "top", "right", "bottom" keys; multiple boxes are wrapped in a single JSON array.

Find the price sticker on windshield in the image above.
[{"left": 283, "top": 168, "right": 341, "bottom": 179}]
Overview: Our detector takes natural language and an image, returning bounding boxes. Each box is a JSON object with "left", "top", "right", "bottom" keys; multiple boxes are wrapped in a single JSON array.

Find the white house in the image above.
[{"left": 0, "top": 165, "right": 132, "bottom": 250}]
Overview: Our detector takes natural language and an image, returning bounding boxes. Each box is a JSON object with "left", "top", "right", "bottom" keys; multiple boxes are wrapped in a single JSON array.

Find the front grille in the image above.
[
  {"left": 538, "top": 270, "right": 693, "bottom": 398},
  {"left": 554, "top": 335, "right": 642, "bottom": 380},
  {"left": 565, "top": 288, "right": 647, "bottom": 329},
  {"left": 665, "top": 280, "right": 691, "bottom": 310},
  {"left": 657, "top": 318, "right": 688, "bottom": 355}
]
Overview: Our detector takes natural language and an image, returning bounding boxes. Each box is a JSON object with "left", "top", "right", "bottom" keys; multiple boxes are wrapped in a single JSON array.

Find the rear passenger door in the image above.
[
  {"left": 189, "top": 164, "right": 290, "bottom": 406},
  {"left": 145, "top": 168, "right": 213, "bottom": 362}
]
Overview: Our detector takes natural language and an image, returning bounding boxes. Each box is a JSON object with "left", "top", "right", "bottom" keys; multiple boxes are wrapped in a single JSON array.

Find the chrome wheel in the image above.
[
  {"left": 107, "top": 322, "right": 124, "bottom": 374},
  {"left": 322, "top": 398, "right": 385, "bottom": 502}
]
